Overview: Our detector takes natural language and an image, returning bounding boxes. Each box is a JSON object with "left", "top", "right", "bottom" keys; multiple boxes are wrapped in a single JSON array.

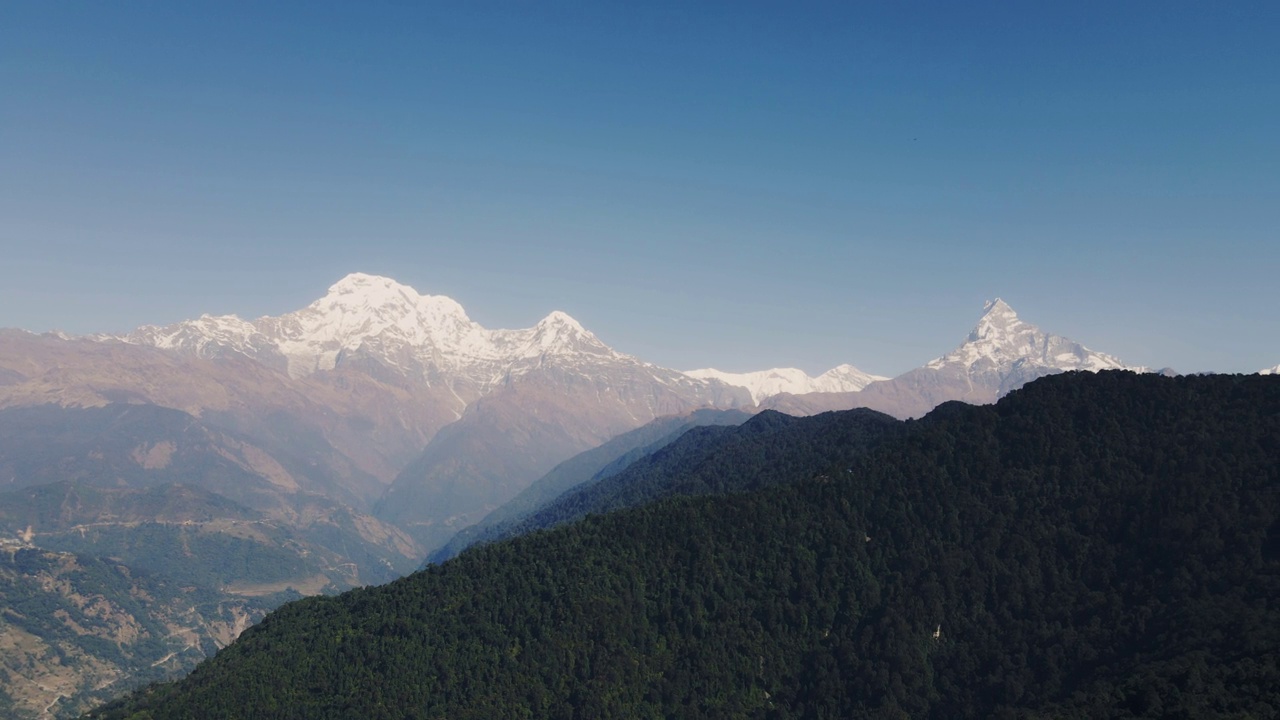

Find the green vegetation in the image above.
[
  {"left": 0, "top": 404, "right": 266, "bottom": 501},
  {"left": 500, "top": 407, "right": 903, "bottom": 543},
  {"left": 38, "top": 524, "right": 313, "bottom": 589},
  {"left": 0, "top": 546, "right": 273, "bottom": 718},
  {"left": 0, "top": 480, "right": 418, "bottom": 593},
  {"left": 0, "top": 482, "right": 260, "bottom": 532},
  {"left": 90, "top": 372, "right": 1280, "bottom": 718},
  {"left": 430, "top": 408, "right": 753, "bottom": 563}
]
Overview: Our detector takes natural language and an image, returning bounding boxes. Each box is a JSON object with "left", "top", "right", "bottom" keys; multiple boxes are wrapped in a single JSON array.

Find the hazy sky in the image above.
[{"left": 2, "top": 2, "right": 1277, "bottom": 376}]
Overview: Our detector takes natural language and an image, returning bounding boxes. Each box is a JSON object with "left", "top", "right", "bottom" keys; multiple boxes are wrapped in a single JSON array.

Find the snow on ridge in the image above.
[
  {"left": 684, "top": 364, "right": 887, "bottom": 405},
  {"left": 120, "top": 273, "right": 619, "bottom": 379},
  {"left": 926, "top": 298, "right": 1141, "bottom": 374},
  {"left": 1260, "top": 364, "right": 1280, "bottom": 375}
]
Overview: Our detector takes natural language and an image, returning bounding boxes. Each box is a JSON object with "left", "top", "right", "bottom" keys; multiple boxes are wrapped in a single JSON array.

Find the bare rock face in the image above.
[{"left": 766, "top": 299, "right": 1144, "bottom": 419}]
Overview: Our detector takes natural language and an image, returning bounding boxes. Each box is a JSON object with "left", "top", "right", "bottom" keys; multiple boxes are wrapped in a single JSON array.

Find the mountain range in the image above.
[
  {"left": 0, "top": 275, "right": 1152, "bottom": 552},
  {"left": 763, "top": 298, "right": 1144, "bottom": 418},
  {"left": 0, "top": 274, "right": 1154, "bottom": 716},
  {"left": 87, "top": 371, "right": 1280, "bottom": 719}
]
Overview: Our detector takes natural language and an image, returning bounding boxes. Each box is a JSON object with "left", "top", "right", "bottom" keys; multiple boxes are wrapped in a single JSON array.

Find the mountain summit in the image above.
[
  {"left": 123, "top": 273, "right": 616, "bottom": 383},
  {"left": 926, "top": 298, "right": 1131, "bottom": 377},
  {"left": 764, "top": 298, "right": 1144, "bottom": 419}
]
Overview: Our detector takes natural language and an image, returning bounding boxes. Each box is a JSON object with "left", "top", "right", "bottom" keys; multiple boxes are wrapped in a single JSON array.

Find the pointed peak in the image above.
[
  {"left": 925, "top": 297, "right": 1136, "bottom": 375},
  {"left": 981, "top": 298, "right": 1018, "bottom": 319},
  {"left": 971, "top": 298, "right": 1024, "bottom": 336},
  {"left": 536, "top": 311, "right": 586, "bottom": 333},
  {"left": 820, "top": 364, "right": 890, "bottom": 383},
  {"left": 519, "top": 310, "right": 617, "bottom": 359}
]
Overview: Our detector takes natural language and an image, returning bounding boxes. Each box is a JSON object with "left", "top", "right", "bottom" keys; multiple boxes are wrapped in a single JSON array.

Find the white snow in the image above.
[
  {"left": 111, "top": 280, "right": 1162, "bottom": 411},
  {"left": 684, "top": 363, "right": 888, "bottom": 405},
  {"left": 121, "top": 273, "right": 625, "bottom": 383},
  {"left": 1260, "top": 364, "right": 1280, "bottom": 375},
  {"left": 924, "top": 298, "right": 1145, "bottom": 375}
]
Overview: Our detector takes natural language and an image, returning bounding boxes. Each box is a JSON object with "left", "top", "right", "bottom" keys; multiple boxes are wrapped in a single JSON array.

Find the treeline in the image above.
[
  {"left": 436, "top": 407, "right": 902, "bottom": 562},
  {"left": 90, "top": 372, "right": 1280, "bottom": 719},
  {"left": 430, "top": 408, "right": 753, "bottom": 563}
]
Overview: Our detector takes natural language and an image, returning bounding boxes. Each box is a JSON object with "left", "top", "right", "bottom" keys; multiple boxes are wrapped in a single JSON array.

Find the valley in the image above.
[{"left": 0, "top": 275, "right": 1205, "bottom": 717}]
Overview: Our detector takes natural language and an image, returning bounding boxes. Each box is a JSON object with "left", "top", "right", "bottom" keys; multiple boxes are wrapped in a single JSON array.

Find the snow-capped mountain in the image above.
[
  {"left": 7, "top": 281, "right": 1157, "bottom": 552},
  {"left": 765, "top": 298, "right": 1145, "bottom": 419},
  {"left": 684, "top": 364, "right": 887, "bottom": 405},
  {"left": 8, "top": 273, "right": 755, "bottom": 555},
  {"left": 121, "top": 272, "right": 757, "bottom": 551},
  {"left": 1260, "top": 364, "right": 1280, "bottom": 375},
  {"left": 924, "top": 298, "right": 1139, "bottom": 391},
  {"left": 124, "top": 273, "right": 628, "bottom": 384}
]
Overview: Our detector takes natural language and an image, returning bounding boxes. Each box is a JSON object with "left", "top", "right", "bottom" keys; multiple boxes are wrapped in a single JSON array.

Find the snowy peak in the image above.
[
  {"left": 289, "top": 273, "right": 476, "bottom": 351},
  {"left": 531, "top": 311, "right": 591, "bottom": 348},
  {"left": 309, "top": 273, "right": 471, "bottom": 333},
  {"left": 124, "top": 312, "right": 275, "bottom": 360},
  {"left": 537, "top": 310, "right": 584, "bottom": 332},
  {"left": 927, "top": 298, "right": 1135, "bottom": 374},
  {"left": 522, "top": 310, "right": 611, "bottom": 357},
  {"left": 1260, "top": 364, "right": 1280, "bottom": 375},
  {"left": 483, "top": 310, "right": 619, "bottom": 365},
  {"left": 971, "top": 298, "right": 1022, "bottom": 339},
  {"left": 818, "top": 364, "right": 889, "bottom": 389},
  {"left": 121, "top": 274, "right": 632, "bottom": 381},
  {"left": 982, "top": 297, "right": 1016, "bottom": 318},
  {"left": 684, "top": 364, "right": 887, "bottom": 404},
  {"left": 325, "top": 272, "right": 416, "bottom": 303}
]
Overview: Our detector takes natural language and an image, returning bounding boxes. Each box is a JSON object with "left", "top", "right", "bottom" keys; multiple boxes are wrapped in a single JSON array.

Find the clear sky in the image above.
[{"left": 2, "top": 1, "right": 1277, "bottom": 376}]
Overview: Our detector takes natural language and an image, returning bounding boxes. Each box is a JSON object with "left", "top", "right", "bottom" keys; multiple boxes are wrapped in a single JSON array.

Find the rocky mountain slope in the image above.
[
  {"left": 113, "top": 273, "right": 753, "bottom": 551},
  {"left": 375, "top": 354, "right": 749, "bottom": 550},
  {"left": 0, "top": 542, "right": 269, "bottom": 720}
]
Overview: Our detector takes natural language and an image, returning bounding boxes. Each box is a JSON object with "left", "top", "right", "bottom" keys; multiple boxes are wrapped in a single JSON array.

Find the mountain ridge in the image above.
[
  {"left": 121, "top": 273, "right": 633, "bottom": 386},
  {"left": 764, "top": 297, "right": 1146, "bottom": 419},
  {"left": 88, "top": 371, "right": 1280, "bottom": 720},
  {"left": 684, "top": 364, "right": 887, "bottom": 404}
]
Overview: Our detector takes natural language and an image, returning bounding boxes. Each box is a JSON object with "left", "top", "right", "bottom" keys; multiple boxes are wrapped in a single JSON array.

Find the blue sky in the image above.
[{"left": 2, "top": 1, "right": 1277, "bottom": 375}]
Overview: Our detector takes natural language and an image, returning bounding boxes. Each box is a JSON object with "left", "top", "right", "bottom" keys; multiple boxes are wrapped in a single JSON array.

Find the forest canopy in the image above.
[{"left": 90, "top": 372, "right": 1280, "bottom": 719}]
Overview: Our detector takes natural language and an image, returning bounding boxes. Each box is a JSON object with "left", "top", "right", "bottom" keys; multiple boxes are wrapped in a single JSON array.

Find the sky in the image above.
[{"left": 2, "top": 1, "right": 1277, "bottom": 376}]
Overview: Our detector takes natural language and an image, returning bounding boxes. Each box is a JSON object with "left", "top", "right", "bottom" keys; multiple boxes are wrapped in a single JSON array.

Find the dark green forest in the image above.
[
  {"left": 435, "top": 406, "right": 903, "bottom": 563},
  {"left": 90, "top": 372, "right": 1280, "bottom": 719},
  {"left": 430, "top": 408, "right": 752, "bottom": 564}
]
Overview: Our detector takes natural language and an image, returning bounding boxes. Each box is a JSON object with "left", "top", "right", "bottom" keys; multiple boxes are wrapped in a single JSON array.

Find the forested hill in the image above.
[
  {"left": 428, "top": 408, "right": 753, "bottom": 564},
  {"left": 432, "top": 406, "right": 903, "bottom": 563},
  {"left": 90, "top": 372, "right": 1280, "bottom": 719}
]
